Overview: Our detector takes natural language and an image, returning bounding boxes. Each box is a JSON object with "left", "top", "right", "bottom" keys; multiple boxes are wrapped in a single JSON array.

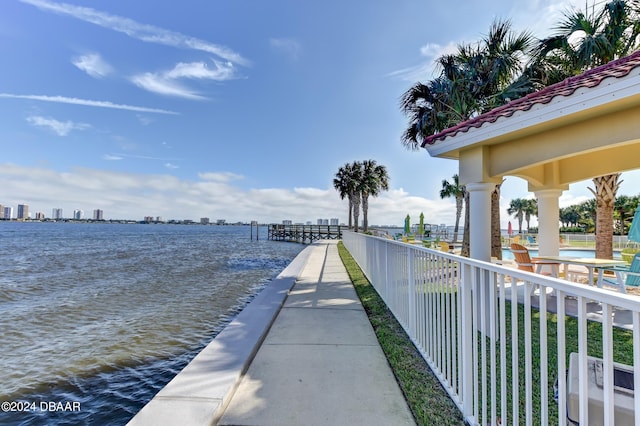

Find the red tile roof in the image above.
[{"left": 421, "top": 50, "right": 640, "bottom": 147}]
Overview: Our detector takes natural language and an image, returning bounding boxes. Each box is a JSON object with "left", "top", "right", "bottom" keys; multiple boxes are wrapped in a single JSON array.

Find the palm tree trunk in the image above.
[
  {"left": 491, "top": 184, "right": 502, "bottom": 260},
  {"left": 352, "top": 192, "right": 361, "bottom": 233},
  {"left": 590, "top": 174, "right": 621, "bottom": 259},
  {"left": 462, "top": 191, "right": 470, "bottom": 257},
  {"left": 347, "top": 198, "right": 353, "bottom": 229},
  {"left": 362, "top": 194, "right": 369, "bottom": 232},
  {"left": 453, "top": 195, "right": 463, "bottom": 243}
]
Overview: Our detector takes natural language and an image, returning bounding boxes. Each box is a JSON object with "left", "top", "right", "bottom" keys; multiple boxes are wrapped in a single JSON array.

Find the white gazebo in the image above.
[{"left": 423, "top": 51, "right": 640, "bottom": 261}]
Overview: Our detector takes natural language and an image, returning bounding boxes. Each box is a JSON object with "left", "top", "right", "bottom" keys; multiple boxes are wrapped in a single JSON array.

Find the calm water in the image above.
[{"left": 0, "top": 222, "right": 303, "bottom": 425}]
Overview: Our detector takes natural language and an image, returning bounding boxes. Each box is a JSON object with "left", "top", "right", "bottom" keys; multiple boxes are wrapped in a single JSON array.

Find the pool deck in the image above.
[{"left": 128, "top": 240, "right": 415, "bottom": 426}]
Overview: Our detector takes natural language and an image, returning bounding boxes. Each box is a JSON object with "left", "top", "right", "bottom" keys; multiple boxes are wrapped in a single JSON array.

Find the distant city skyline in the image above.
[{"left": 0, "top": 200, "right": 344, "bottom": 225}]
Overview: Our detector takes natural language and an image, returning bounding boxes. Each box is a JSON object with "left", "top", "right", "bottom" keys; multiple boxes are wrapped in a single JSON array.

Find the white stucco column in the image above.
[
  {"left": 466, "top": 182, "right": 495, "bottom": 261},
  {"left": 535, "top": 188, "right": 563, "bottom": 257}
]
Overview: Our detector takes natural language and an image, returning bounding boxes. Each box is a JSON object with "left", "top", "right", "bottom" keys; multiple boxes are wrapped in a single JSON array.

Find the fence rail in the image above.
[{"left": 342, "top": 231, "right": 640, "bottom": 426}]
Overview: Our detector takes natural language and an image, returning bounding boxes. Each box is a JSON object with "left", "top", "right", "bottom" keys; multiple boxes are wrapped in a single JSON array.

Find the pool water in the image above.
[{"left": 501, "top": 248, "right": 622, "bottom": 261}]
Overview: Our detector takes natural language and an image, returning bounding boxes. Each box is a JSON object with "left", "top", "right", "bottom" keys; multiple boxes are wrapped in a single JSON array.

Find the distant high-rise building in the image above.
[
  {"left": 93, "top": 209, "right": 104, "bottom": 220},
  {"left": 5, "top": 207, "right": 13, "bottom": 219},
  {"left": 0, "top": 204, "right": 4, "bottom": 219},
  {"left": 17, "top": 204, "right": 29, "bottom": 219},
  {"left": 200, "top": 217, "right": 210, "bottom": 225},
  {"left": 52, "top": 208, "right": 63, "bottom": 220},
  {"left": 282, "top": 220, "right": 292, "bottom": 225},
  {"left": 317, "top": 218, "right": 329, "bottom": 225},
  {"left": 73, "top": 209, "right": 83, "bottom": 220},
  {"left": 35, "top": 212, "right": 45, "bottom": 220},
  {"left": 330, "top": 218, "right": 339, "bottom": 225}
]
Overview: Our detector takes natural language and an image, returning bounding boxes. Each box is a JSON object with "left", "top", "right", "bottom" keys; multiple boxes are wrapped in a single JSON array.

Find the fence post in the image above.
[
  {"left": 407, "top": 246, "right": 415, "bottom": 335},
  {"left": 460, "top": 263, "right": 474, "bottom": 420}
]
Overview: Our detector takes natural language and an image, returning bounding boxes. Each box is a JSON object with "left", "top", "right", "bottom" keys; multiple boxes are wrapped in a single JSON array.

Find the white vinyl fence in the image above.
[{"left": 342, "top": 231, "right": 640, "bottom": 426}]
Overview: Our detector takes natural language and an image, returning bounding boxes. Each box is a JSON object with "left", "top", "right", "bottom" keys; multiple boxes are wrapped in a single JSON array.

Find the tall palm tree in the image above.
[
  {"left": 535, "top": 0, "right": 640, "bottom": 258},
  {"left": 523, "top": 199, "right": 538, "bottom": 232},
  {"left": 491, "top": 183, "right": 504, "bottom": 259},
  {"left": 440, "top": 174, "right": 465, "bottom": 243},
  {"left": 360, "top": 160, "right": 390, "bottom": 232},
  {"left": 400, "top": 19, "right": 536, "bottom": 149},
  {"left": 333, "top": 162, "right": 359, "bottom": 230},
  {"left": 589, "top": 174, "right": 623, "bottom": 257},
  {"left": 507, "top": 198, "right": 528, "bottom": 234},
  {"left": 401, "top": 20, "right": 535, "bottom": 257}
]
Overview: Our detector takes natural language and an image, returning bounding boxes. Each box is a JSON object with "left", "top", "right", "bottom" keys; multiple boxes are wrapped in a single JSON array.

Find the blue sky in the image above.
[{"left": 2, "top": 0, "right": 639, "bottom": 226}]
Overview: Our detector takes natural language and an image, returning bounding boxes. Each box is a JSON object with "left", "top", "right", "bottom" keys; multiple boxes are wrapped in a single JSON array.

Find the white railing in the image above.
[{"left": 342, "top": 231, "right": 640, "bottom": 426}]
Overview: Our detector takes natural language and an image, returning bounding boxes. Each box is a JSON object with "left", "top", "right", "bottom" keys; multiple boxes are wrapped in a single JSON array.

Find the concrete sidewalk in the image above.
[{"left": 217, "top": 240, "right": 415, "bottom": 425}]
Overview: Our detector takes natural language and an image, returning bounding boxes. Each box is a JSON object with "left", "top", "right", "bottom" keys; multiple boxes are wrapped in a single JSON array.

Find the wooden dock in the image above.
[{"left": 267, "top": 224, "right": 342, "bottom": 244}]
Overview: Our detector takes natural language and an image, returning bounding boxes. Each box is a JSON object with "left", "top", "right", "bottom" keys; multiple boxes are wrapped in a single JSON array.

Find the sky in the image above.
[{"left": 2, "top": 0, "right": 639, "bottom": 227}]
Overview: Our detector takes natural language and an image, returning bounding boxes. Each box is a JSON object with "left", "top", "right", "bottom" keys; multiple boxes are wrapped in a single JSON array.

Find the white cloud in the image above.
[
  {"left": 103, "top": 154, "right": 123, "bottom": 160},
  {"left": 164, "top": 163, "right": 179, "bottom": 169},
  {"left": 0, "top": 93, "right": 178, "bottom": 114},
  {"left": 21, "top": 0, "right": 250, "bottom": 66},
  {"left": 388, "top": 42, "right": 458, "bottom": 81},
  {"left": 0, "top": 164, "right": 457, "bottom": 226},
  {"left": 165, "top": 61, "right": 236, "bottom": 80},
  {"left": 270, "top": 38, "right": 302, "bottom": 61},
  {"left": 72, "top": 53, "right": 113, "bottom": 78},
  {"left": 26, "top": 115, "right": 90, "bottom": 136},
  {"left": 199, "top": 172, "right": 244, "bottom": 182},
  {"left": 130, "top": 73, "right": 205, "bottom": 100},
  {"left": 131, "top": 61, "right": 238, "bottom": 99}
]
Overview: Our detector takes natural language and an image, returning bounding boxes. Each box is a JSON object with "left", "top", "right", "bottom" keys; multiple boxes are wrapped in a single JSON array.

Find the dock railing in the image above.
[{"left": 342, "top": 231, "right": 640, "bottom": 426}]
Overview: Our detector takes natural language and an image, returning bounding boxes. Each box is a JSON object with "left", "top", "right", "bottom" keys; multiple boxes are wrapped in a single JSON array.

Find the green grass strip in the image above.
[{"left": 337, "top": 242, "right": 464, "bottom": 425}]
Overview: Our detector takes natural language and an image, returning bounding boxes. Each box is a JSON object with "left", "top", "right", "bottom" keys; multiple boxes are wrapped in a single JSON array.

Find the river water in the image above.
[{"left": 0, "top": 222, "right": 303, "bottom": 425}]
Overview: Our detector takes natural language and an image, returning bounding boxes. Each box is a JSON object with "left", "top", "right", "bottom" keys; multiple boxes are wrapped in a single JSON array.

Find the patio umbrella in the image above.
[
  {"left": 419, "top": 212, "right": 424, "bottom": 237},
  {"left": 628, "top": 207, "right": 640, "bottom": 242},
  {"left": 404, "top": 214, "right": 410, "bottom": 234},
  {"left": 507, "top": 221, "right": 513, "bottom": 237}
]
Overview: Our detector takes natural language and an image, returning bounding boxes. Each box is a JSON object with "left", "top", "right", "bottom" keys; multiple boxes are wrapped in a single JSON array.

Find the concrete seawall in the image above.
[{"left": 127, "top": 244, "right": 314, "bottom": 425}]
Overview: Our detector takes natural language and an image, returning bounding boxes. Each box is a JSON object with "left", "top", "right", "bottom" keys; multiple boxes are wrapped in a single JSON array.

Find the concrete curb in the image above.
[{"left": 127, "top": 244, "right": 314, "bottom": 426}]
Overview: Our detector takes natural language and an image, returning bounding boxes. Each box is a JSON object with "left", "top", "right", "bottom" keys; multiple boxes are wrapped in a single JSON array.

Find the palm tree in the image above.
[
  {"left": 440, "top": 174, "right": 465, "bottom": 243},
  {"left": 589, "top": 174, "right": 623, "bottom": 257},
  {"left": 491, "top": 183, "right": 504, "bottom": 259},
  {"left": 360, "top": 160, "right": 390, "bottom": 232},
  {"left": 535, "top": 0, "right": 640, "bottom": 258},
  {"left": 614, "top": 194, "right": 637, "bottom": 234},
  {"left": 507, "top": 198, "right": 528, "bottom": 234},
  {"left": 579, "top": 199, "right": 598, "bottom": 232},
  {"left": 333, "top": 162, "right": 360, "bottom": 230},
  {"left": 401, "top": 20, "right": 535, "bottom": 257},
  {"left": 523, "top": 199, "right": 538, "bottom": 232},
  {"left": 400, "top": 19, "right": 536, "bottom": 149}
]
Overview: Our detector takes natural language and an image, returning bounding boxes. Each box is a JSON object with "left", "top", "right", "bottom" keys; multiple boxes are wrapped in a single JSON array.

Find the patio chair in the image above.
[
  {"left": 601, "top": 253, "right": 640, "bottom": 290},
  {"left": 439, "top": 241, "right": 452, "bottom": 252},
  {"left": 509, "top": 243, "right": 561, "bottom": 276}
]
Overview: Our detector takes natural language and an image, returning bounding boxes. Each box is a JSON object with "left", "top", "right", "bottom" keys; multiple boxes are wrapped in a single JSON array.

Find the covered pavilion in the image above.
[{"left": 422, "top": 51, "right": 640, "bottom": 262}]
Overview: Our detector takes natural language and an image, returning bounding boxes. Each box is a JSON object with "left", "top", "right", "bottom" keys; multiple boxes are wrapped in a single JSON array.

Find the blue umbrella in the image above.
[{"left": 628, "top": 207, "right": 640, "bottom": 242}]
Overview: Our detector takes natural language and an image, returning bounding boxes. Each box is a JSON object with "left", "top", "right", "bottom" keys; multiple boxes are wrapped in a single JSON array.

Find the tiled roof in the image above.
[{"left": 421, "top": 50, "right": 640, "bottom": 147}]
